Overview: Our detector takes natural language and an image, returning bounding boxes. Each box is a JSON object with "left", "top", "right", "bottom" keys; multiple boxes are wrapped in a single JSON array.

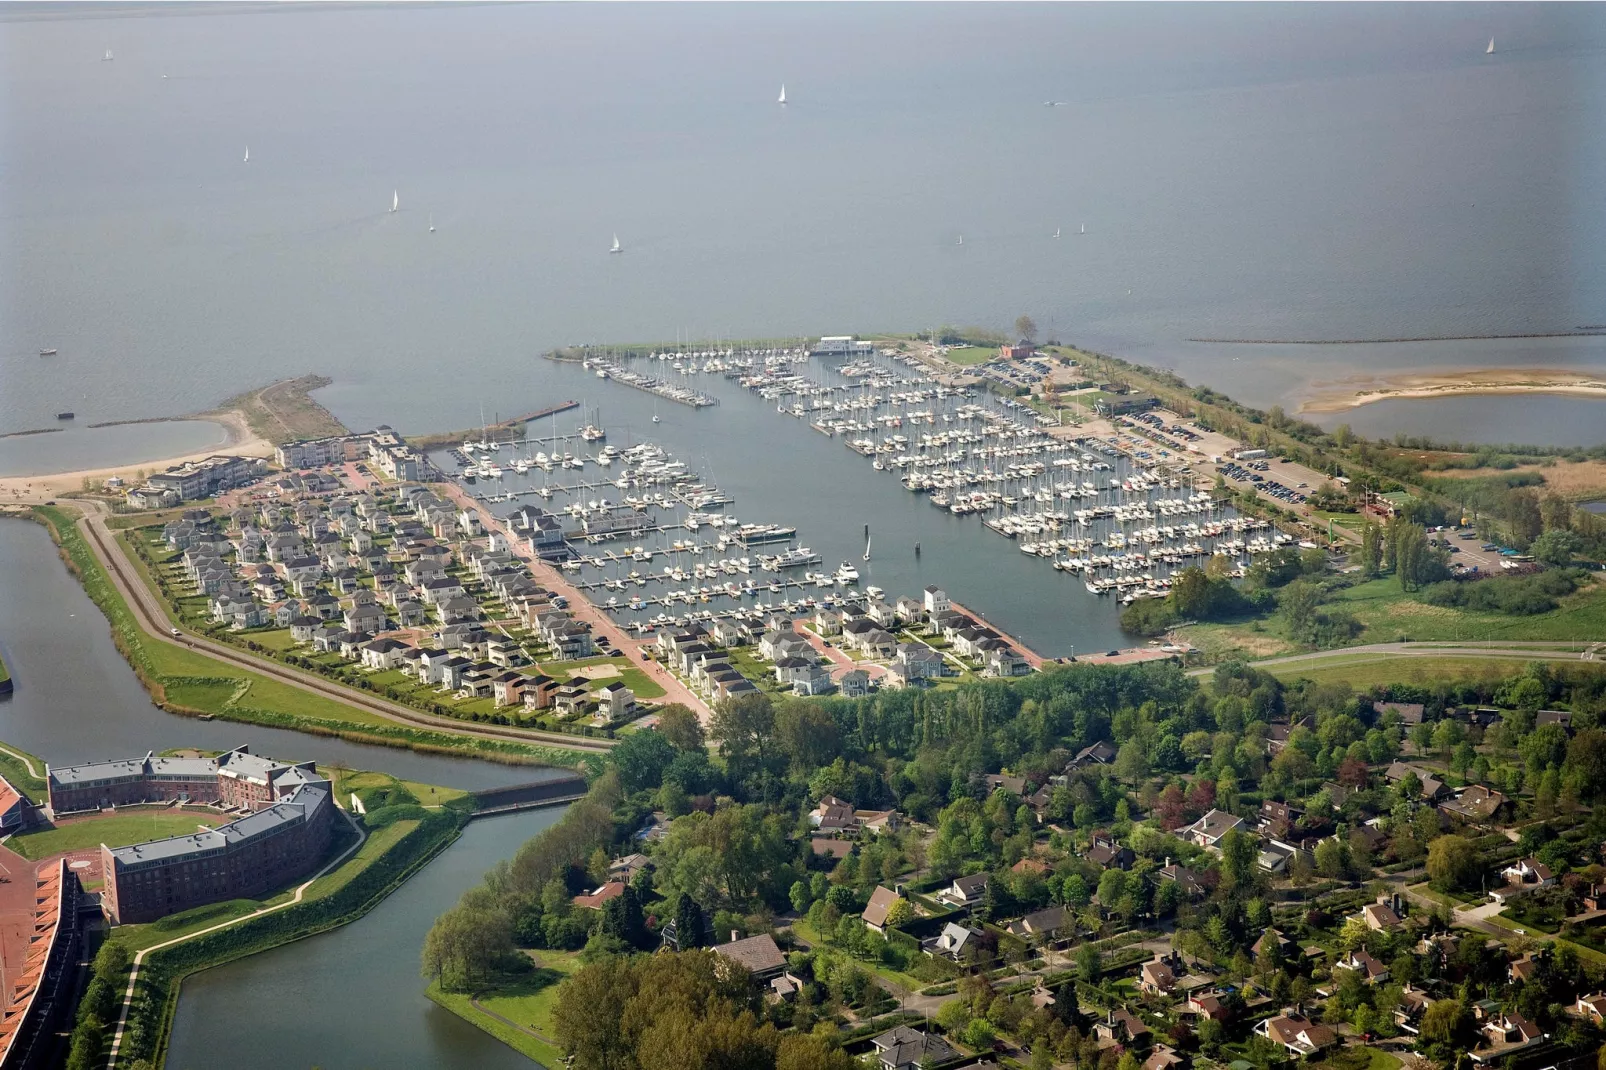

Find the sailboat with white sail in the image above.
[
  {"left": 610, "top": 233, "right": 622, "bottom": 254},
  {"left": 103, "top": 49, "right": 114, "bottom": 62},
  {"left": 1053, "top": 227, "right": 1061, "bottom": 239},
  {"left": 243, "top": 146, "right": 250, "bottom": 163},
  {"left": 428, "top": 214, "right": 435, "bottom": 233},
  {"left": 390, "top": 190, "right": 399, "bottom": 214},
  {"left": 863, "top": 532, "right": 872, "bottom": 562},
  {"left": 778, "top": 84, "right": 787, "bottom": 105},
  {"left": 1486, "top": 37, "right": 1496, "bottom": 54}
]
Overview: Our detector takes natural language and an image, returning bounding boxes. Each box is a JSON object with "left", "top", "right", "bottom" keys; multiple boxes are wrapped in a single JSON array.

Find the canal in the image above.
[{"left": 164, "top": 807, "right": 561, "bottom": 1070}]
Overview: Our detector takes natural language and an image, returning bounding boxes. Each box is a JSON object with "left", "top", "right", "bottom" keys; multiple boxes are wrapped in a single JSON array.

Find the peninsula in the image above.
[{"left": 1296, "top": 366, "right": 1606, "bottom": 414}]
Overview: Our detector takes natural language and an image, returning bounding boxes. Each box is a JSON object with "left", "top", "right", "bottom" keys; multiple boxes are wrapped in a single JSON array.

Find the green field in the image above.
[
  {"left": 428, "top": 949, "right": 580, "bottom": 1067},
  {"left": 0, "top": 652, "right": 9, "bottom": 686},
  {"left": 1330, "top": 574, "right": 1606, "bottom": 643},
  {"left": 1262, "top": 653, "right": 1597, "bottom": 690},
  {"left": 1180, "top": 573, "right": 1606, "bottom": 665},
  {"left": 944, "top": 346, "right": 997, "bottom": 366},
  {"left": 9, "top": 810, "right": 227, "bottom": 861}
]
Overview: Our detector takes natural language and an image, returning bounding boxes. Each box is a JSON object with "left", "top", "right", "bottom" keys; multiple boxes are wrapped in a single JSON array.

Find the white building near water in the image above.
[{"left": 811, "top": 335, "right": 875, "bottom": 357}]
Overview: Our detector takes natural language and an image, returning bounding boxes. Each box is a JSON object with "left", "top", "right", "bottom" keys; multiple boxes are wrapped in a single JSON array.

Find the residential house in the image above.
[
  {"left": 838, "top": 669, "right": 872, "bottom": 698},
  {"left": 572, "top": 882, "right": 626, "bottom": 910},
  {"left": 1337, "top": 949, "right": 1390, "bottom": 984},
  {"left": 1257, "top": 1014, "right": 1338, "bottom": 1057},
  {"left": 928, "top": 922, "right": 981, "bottom": 961},
  {"left": 1360, "top": 899, "right": 1403, "bottom": 931},
  {"left": 519, "top": 674, "right": 560, "bottom": 711},
  {"left": 1154, "top": 863, "right": 1206, "bottom": 898},
  {"left": 1379, "top": 701, "right": 1425, "bottom": 726},
  {"left": 871, "top": 1027, "right": 958, "bottom": 1070},
  {"left": 937, "top": 873, "right": 989, "bottom": 909},
  {"left": 359, "top": 637, "right": 408, "bottom": 671},
  {"left": 1574, "top": 993, "right": 1606, "bottom": 1025},
  {"left": 1070, "top": 740, "right": 1117, "bottom": 768},
  {"left": 1139, "top": 958, "right": 1178, "bottom": 995},
  {"left": 595, "top": 682, "right": 636, "bottom": 725},
  {"left": 711, "top": 933, "right": 788, "bottom": 984},
  {"left": 1536, "top": 710, "right": 1573, "bottom": 731},
  {"left": 1093, "top": 1008, "right": 1149, "bottom": 1047},
  {"left": 862, "top": 886, "right": 902, "bottom": 933},
  {"left": 491, "top": 672, "right": 526, "bottom": 708},
  {"left": 1384, "top": 761, "right": 1446, "bottom": 799},
  {"left": 921, "top": 585, "right": 950, "bottom": 618},
  {"left": 1007, "top": 904, "right": 1070, "bottom": 941},
  {"left": 1086, "top": 832, "right": 1135, "bottom": 870},
  {"left": 1441, "top": 785, "right": 1510, "bottom": 824},
  {"left": 1469, "top": 1013, "right": 1544, "bottom": 1063},
  {"left": 1186, "top": 991, "right": 1230, "bottom": 1022},
  {"left": 1183, "top": 809, "right": 1245, "bottom": 851}
]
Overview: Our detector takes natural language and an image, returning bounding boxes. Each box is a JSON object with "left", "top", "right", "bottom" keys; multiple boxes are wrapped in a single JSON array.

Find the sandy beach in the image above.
[
  {"left": 0, "top": 408, "right": 273, "bottom": 505},
  {"left": 1296, "top": 367, "right": 1606, "bottom": 415}
]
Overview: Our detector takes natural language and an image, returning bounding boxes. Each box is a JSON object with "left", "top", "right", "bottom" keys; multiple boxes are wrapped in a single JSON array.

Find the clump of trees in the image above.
[
  {"left": 552, "top": 951, "right": 860, "bottom": 1070},
  {"left": 1419, "top": 568, "right": 1585, "bottom": 615}
]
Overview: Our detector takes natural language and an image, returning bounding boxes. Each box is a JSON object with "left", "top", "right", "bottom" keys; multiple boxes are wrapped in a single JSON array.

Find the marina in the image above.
[{"left": 435, "top": 342, "right": 1295, "bottom": 642}]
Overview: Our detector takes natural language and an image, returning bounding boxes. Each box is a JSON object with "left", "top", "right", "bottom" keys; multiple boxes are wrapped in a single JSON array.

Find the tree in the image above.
[
  {"left": 1171, "top": 566, "right": 1213, "bottom": 619},
  {"left": 1077, "top": 943, "right": 1102, "bottom": 982},
  {"left": 674, "top": 895, "right": 706, "bottom": 949},
  {"left": 1015, "top": 315, "right": 1038, "bottom": 342},
  {"left": 1531, "top": 529, "right": 1580, "bottom": 567},
  {"left": 883, "top": 896, "right": 914, "bottom": 928},
  {"left": 1426, "top": 834, "right": 1479, "bottom": 892},
  {"left": 710, "top": 692, "right": 777, "bottom": 783},
  {"left": 612, "top": 729, "right": 676, "bottom": 793},
  {"left": 656, "top": 703, "right": 705, "bottom": 752},
  {"left": 1360, "top": 522, "right": 1383, "bottom": 577}
]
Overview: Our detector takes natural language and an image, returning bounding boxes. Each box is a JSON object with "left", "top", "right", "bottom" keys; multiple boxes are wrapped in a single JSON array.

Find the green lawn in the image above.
[
  {"left": 1333, "top": 574, "right": 1606, "bottom": 644},
  {"left": 544, "top": 656, "right": 667, "bottom": 700},
  {"left": 9, "top": 809, "right": 227, "bottom": 860},
  {"left": 427, "top": 950, "right": 580, "bottom": 1067},
  {"left": 0, "top": 652, "right": 9, "bottom": 686},
  {"left": 944, "top": 346, "right": 997, "bottom": 366},
  {"left": 1263, "top": 655, "right": 1570, "bottom": 690}
]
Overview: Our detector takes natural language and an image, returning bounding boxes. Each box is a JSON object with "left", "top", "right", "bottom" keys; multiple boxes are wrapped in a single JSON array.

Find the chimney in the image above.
[{"left": 731, "top": 930, "right": 740, "bottom": 943}]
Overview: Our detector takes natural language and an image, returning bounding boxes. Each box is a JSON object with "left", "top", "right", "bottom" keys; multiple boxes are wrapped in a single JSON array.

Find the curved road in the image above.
[
  {"left": 1185, "top": 639, "right": 1600, "bottom": 677},
  {"left": 68, "top": 502, "right": 615, "bottom": 754}
]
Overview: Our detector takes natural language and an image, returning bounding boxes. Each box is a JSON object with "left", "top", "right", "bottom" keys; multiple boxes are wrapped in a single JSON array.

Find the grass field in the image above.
[
  {"left": 428, "top": 949, "right": 580, "bottom": 1067},
  {"left": 9, "top": 810, "right": 227, "bottom": 860},
  {"left": 1182, "top": 572, "right": 1606, "bottom": 666},
  {"left": 0, "top": 741, "right": 48, "bottom": 803},
  {"left": 1332, "top": 574, "right": 1606, "bottom": 644},
  {"left": 331, "top": 768, "right": 471, "bottom": 810},
  {"left": 944, "top": 346, "right": 997, "bottom": 366},
  {"left": 1261, "top": 654, "right": 1579, "bottom": 689}
]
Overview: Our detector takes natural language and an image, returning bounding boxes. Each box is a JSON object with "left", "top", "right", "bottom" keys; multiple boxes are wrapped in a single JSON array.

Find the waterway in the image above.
[
  {"left": 164, "top": 807, "right": 560, "bottom": 1070},
  {"left": 0, "top": 517, "right": 555, "bottom": 789},
  {"left": 5, "top": 4, "right": 1606, "bottom": 445}
]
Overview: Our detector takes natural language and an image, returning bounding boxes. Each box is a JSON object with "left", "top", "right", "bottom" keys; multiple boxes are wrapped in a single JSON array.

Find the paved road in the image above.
[
  {"left": 1185, "top": 640, "right": 1597, "bottom": 677},
  {"left": 68, "top": 501, "right": 615, "bottom": 754},
  {"left": 437, "top": 483, "right": 714, "bottom": 721}
]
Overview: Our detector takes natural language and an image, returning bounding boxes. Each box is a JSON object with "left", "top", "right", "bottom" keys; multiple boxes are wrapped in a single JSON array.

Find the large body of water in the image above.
[{"left": 4, "top": 2, "right": 1606, "bottom": 447}]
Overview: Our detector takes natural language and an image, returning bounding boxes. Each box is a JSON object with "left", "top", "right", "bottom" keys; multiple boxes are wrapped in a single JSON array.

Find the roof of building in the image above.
[
  {"left": 714, "top": 933, "right": 786, "bottom": 976},
  {"left": 863, "top": 886, "right": 900, "bottom": 928}
]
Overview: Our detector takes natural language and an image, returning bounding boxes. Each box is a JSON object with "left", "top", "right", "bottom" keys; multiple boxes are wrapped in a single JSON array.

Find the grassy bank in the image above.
[
  {"left": 29, "top": 506, "right": 587, "bottom": 770},
  {"left": 110, "top": 807, "right": 466, "bottom": 1067},
  {"left": 0, "top": 740, "right": 49, "bottom": 803},
  {"left": 426, "top": 950, "right": 580, "bottom": 1068}
]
